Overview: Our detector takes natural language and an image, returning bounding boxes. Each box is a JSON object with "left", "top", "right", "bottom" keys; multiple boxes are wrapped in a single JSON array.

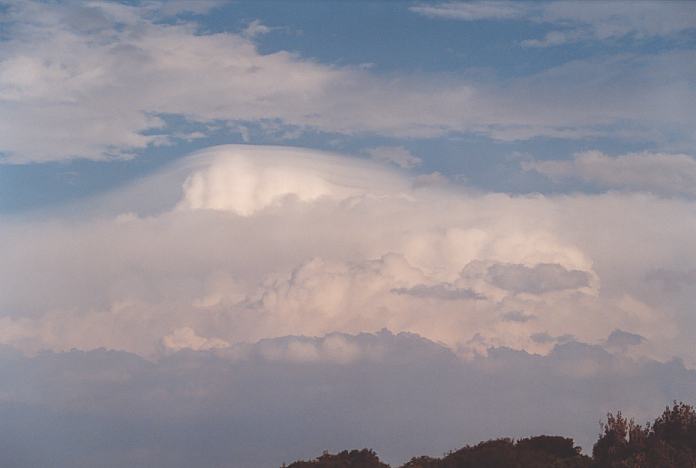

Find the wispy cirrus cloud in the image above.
[
  {"left": 410, "top": 1, "right": 529, "bottom": 21},
  {"left": 411, "top": 1, "right": 696, "bottom": 47},
  {"left": 524, "top": 150, "right": 696, "bottom": 198}
]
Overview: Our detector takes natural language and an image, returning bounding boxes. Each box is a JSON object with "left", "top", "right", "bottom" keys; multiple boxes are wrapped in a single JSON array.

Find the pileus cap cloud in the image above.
[{"left": 175, "top": 145, "right": 409, "bottom": 215}]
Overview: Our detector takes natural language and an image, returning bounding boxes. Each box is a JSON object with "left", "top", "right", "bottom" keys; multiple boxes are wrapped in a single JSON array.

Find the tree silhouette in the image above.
[
  {"left": 283, "top": 402, "right": 696, "bottom": 468},
  {"left": 286, "top": 449, "right": 389, "bottom": 468}
]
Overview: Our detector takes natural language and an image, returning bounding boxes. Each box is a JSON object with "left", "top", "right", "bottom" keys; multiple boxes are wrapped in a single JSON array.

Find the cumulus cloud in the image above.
[
  {"left": 0, "top": 145, "right": 694, "bottom": 363},
  {"left": 1, "top": 2, "right": 695, "bottom": 162},
  {"left": 524, "top": 150, "right": 696, "bottom": 197},
  {"left": 175, "top": 145, "right": 406, "bottom": 215},
  {"left": 1, "top": 330, "right": 695, "bottom": 467}
]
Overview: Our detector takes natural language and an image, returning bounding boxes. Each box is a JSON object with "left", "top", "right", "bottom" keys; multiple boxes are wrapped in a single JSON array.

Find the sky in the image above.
[{"left": 0, "top": 1, "right": 696, "bottom": 466}]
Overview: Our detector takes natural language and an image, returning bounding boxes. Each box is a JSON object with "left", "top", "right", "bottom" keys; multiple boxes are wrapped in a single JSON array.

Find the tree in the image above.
[
  {"left": 286, "top": 448, "right": 389, "bottom": 468},
  {"left": 282, "top": 402, "right": 696, "bottom": 468}
]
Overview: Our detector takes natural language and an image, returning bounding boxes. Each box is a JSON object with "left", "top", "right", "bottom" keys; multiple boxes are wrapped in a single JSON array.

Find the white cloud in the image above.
[
  {"left": 1, "top": 2, "right": 695, "bottom": 162},
  {"left": 412, "top": 1, "right": 696, "bottom": 46},
  {"left": 175, "top": 145, "right": 407, "bottom": 216},
  {"left": 242, "top": 19, "right": 272, "bottom": 39},
  {"left": 410, "top": 1, "right": 528, "bottom": 21},
  {"left": 161, "top": 327, "right": 229, "bottom": 351},
  {"left": 0, "top": 145, "right": 694, "bottom": 364},
  {"left": 537, "top": 1, "right": 696, "bottom": 44},
  {"left": 524, "top": 150, "right": 696, "bottom": 197}
]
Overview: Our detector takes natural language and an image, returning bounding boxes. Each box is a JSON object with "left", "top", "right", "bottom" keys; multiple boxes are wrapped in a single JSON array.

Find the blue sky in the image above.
[
  {"left": 2, "top": 0, "right": 695, "bottom": 212},
  {"left": 1, "top": 2, "right": 696, "bottom": 466}
]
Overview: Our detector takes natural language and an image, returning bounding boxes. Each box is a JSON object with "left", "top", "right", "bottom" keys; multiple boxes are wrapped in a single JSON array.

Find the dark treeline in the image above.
[{"left": 284, "top": 402, "right": 696, "bottom": 468}]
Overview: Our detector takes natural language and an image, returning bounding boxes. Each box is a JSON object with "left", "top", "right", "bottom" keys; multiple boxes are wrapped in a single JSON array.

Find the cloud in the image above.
[
  {"left": 1, "top": 331, "right": 695, "bottom": 467},
  {"left": 365, "top": 146, "right": 422, "bottom": 169},
  {"left": 530, "top": 331, "right": 556, "bottom": 344},
  {"left": 646, "top": 268, "right": 696, "bottom": 292},
  {"left": 250, "top": 333, "right": 370, "bottom": 364},
  {"left": 524, "top": 151, "right": 696, "bottom": 197},
  {"left": 530, "top": 331, "right": 574, "bottom": 344},
  {"left": 410, "top": 1, "right": 528, "bottom": 21},
  {"left": 242, "top": 19, "right": 272, "bottom": 38},
  {"left": 520, "top": 30, "right": 586, "bottom": 48},
  {"left": 605, "top": 329, "right": 646, "bottom": 350},
  {"left": 0, "top": 144, "right": 693, "bottom": 363},
  {"left": 1, "top": 2, "right": 695, "bottom": 162},
  {"left": 412, "top": 1, "right": 696, "bottom": 46},
  {"left": 485, "top": 262, "right": 591, "bottom": 294},
  {"left": 501, "top": 310, "right": 536, "bottom": 323},
  {"left": 531, "top": 1, "right": 696, "bottom": 46},
  {"left": 149, "top": 0, "right": 224, "bottom": 16},
  {"left": 391, "top": 283, "right": 485, "bottom": 301},
  {"left": 413, "top": 171, "right": 449, "bottom": 187},
  {"left": 161, "top": 327, "right": 229, "bottom": 351},
  {"left": 175, "top": 145, "right": 407, "bottom": 215}
]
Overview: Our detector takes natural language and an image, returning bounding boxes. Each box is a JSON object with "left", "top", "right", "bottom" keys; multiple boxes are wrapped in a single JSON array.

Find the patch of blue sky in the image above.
[
  {"left": 208, "top": 1, "right": 696, "bottom": 77},
  {"left": 2, "top": 1, "right": 694, "bottom": 213},
  {"left": 0, "top": 117, "right": 672, "bottom": 214}
]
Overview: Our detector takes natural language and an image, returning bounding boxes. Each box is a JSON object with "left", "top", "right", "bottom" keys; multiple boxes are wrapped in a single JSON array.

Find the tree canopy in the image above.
[{"left": 285, "top": 402, "right": 696, "bottom": 468}]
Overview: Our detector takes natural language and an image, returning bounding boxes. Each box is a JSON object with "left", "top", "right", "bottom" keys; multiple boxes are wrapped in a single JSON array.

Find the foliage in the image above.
[
  {"left": 592, "top": 402, "right": 696, "bottom": 467},
  {"left": 283, "top": 402, "right": 696, "bottom": 468},
  {"left": 286, "top": 449, "right": 389, "bottom": 468}
]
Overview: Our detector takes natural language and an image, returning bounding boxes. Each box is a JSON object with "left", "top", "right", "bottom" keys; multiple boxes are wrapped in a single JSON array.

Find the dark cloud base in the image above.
[{"left": 0, "top": 331, "right": 694, "bottom": 468}]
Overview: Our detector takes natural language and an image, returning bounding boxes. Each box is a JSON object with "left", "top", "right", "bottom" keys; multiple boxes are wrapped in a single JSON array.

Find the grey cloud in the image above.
[
  {"left": 646, "top": 268, "right": 696, "bottom": 292},
  {"left": 530, "top": 332, "right": 555, "bottom": 344},
  {"left": 501, "top": 310, "right": 536, "bottom": 323},
  {"left": 530, "top": 332, "right": 575, "bottom": 344},
  {"left": 391, "top": 283, "right": 485, "bottom": 301},
  {"left": 606, "top": 329, "right": 646, "bottom": 349},
  {"left": 1, "top": 331, "right": 695, "bottom": 467},
  {"left": 486, "top": 263, "right": 591, "bottom": 294}
]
